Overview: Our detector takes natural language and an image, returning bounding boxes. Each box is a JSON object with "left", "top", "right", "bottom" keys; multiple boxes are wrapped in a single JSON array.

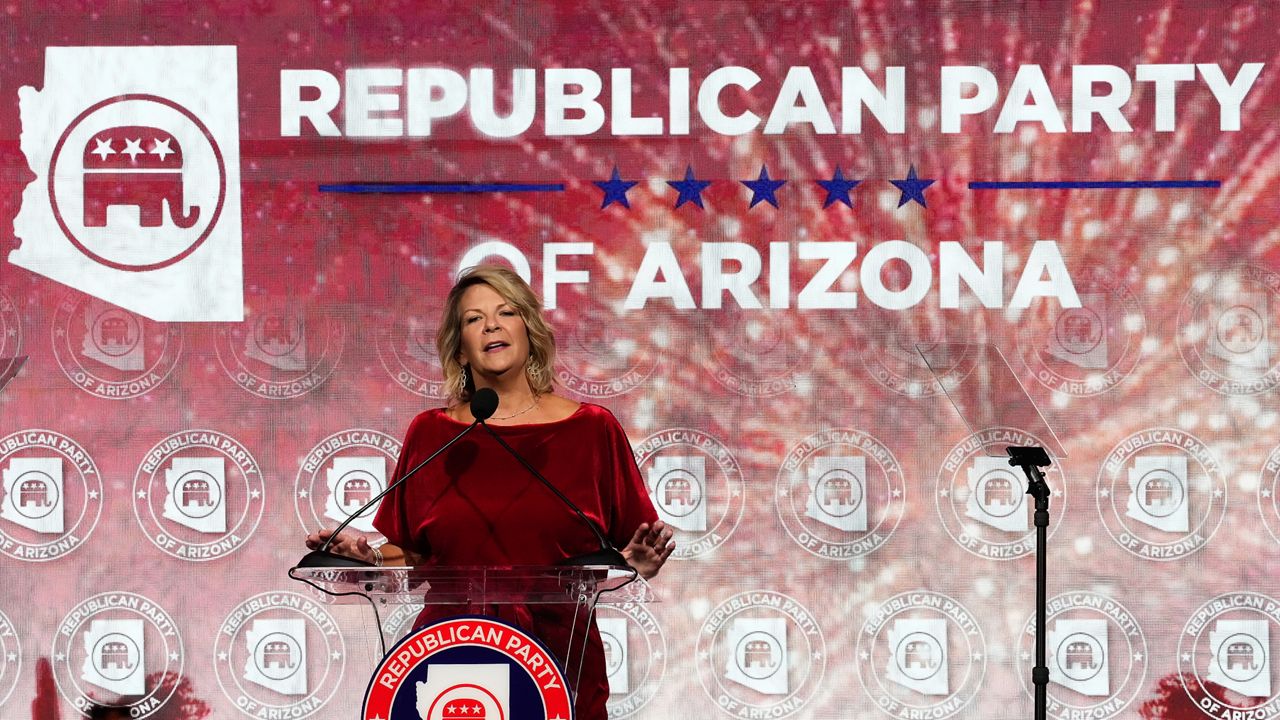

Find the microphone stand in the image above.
[
  {"left": 1007, "top": 445, "right": 1052, "bottom": 720},
  {"left": 478, "top": 421, "right": 631, "bottom": 568}
]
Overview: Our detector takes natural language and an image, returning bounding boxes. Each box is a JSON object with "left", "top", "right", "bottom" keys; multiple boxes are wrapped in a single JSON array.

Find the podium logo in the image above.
[
  {"left": 936, "top": 428, "right": 1065, "bottom": 560},
  {"left": 11, "top": 46, "right": 242, "bottom": 321},
  {"left": 1179, "top": 264, "right": 1280, "bottom": 395},
  {"left": 966, "top": 457, "right": 1028, "bottom": 533},
  {"left": 217, "top": 301, "right": 345, "bottom": 399},
  {"left": 556, "top": 301, "right": 660, "bottom": 398},
  {"left": 635, "top": 429, "right": 745, "bottom": 559},
  {"left": 1180, "top": 593, "right": 1280, "bottom": 712},
  {"left": 52, "top": 592, "right": 184, "bottom": 719},
  {"left": 1097, "top": 429, "right": 1226, "bottom": 561},
  {"left": 362, "top": 616, "right": 571, "bottom": 720},
  {"left": 52, "top": 295, "right": 183, "bottom": 399},
  {"left": 0, "top": 430, "right": 101, "bottom": 562},
  {"left": 244, "top": 618, "right": 307, "bottom": 696},
  {"left": 775, "top": 429, "right": 905, "bottom": 560},
  {"left": 216, "top": 591, "right": 344, "bottom": 720},
  {"left": 600, "top": 602, "right": 667, "bottom": 719},
  {"left": 134, "top": 431, "right": 263, "bottom": 561},
  {"left": 857, "top": 591, "right": 986, "bottom": 720},
  {"left": 1016, "top": 592, "right": 1146, "bottom": 719},
  {"left": 709, "top": 309, "right": 799, "bottom": 397},
  {"left": 0, "top": 608, "right": 21, "bottom": 707},
  {"left": 697, "top": 591, "right": 825, "bottom": 719},
  {"left": 295, "top": 430, "right": 400, "bottom": 542},
  {"left": 377, "top": 311, "right": 447, "bottom": 398}
]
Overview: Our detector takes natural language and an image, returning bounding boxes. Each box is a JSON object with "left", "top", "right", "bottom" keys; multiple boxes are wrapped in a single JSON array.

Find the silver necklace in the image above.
[{"left": 491, "top": 396, "right": 539, "bottom": 421}]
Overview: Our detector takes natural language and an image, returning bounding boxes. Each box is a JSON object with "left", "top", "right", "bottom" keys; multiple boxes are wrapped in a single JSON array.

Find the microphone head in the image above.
[{"left": 470, "top": 387, "right": 499, "bottom": 421}]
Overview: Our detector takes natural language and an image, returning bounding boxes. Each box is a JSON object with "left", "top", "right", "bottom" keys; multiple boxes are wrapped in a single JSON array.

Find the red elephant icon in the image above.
[{"left": 82, "top": 125, "right": 200, "bottom": 229}]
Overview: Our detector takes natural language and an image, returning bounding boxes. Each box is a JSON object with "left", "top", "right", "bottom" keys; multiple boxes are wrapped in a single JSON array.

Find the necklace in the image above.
[{"left": 491, "top": 396, "right": 539, "bottom": 421}]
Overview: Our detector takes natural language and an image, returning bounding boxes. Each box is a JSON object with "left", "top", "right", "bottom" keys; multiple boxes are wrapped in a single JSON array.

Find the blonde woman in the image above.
[{"left": 307, "top": 264, "right": 674, "bottom": 719}]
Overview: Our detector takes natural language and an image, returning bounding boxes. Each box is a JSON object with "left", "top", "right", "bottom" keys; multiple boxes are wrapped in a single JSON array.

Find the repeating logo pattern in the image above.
[
  {"left": 132, "top": 430, "right": 264, "bottom": 561},
  {"left": 52, "top": 294, "right": 183, "bottom": 399},
  {"left": 1259, "top": 444, "right": 1280, "bottom": 547},
  {"left": 294, "top": 429, "right": 401, "bottom": 539},
  {"left": 217, "top": 301, "right": 345, "bottom": 399},
  {"left": 1178, "top": 264, "right": 1280, "bottom": 395},
  {"left": 600, "top": 602, "right": 668, "bottom": 719},
  {"left": 936, "top": 428, "right": 1066, "bottom": 559},
  {"left": 775, "top": 428, "right": 905, "bottom": 559},
  {"left": 0, "top": 430, "right": 101, "bottom": 562},
  {"left": 634, "top": 428, "right": 745, "bottom": 559},
  {"left": 0, "top": 608, "right": 20, "bottom": 708},
  {"left": 1017, "top": 267, "right": 1147, "bottom": 396},
  {"left": 215, "top": 591, "right": 345, "bottom": 720},
  {"left": 1180, "top": 592, "right": 1280, "bottom": 717},
  {"left": 857, "top": 591, "right": 986, "bottom": 720},
  {"left": 554, "top": 302, "right": 661, "bottom": 398},
  {"left": 1015, "top": 592, "right": 1148, "bottom": 720},
  {"left": 377, "top": 311, "right": 447, "bottom": 398},
  {"left": 0, "top": 290, "right": 22, "bottom": 387},
  {"left": 862, "top": 315, "right": 974, "bottom": 398},
  {"left": 706, "top": 309, "right": 800, "bottom": 397},
  {"left": 697, "top": 591, "right": 826, "bottom": 719},
  {"left": 52, "top": 592, "right": 184, "bottom": 718},
  {"left": 1096, "top": 428, "right": 1226, "bottom": 560}
]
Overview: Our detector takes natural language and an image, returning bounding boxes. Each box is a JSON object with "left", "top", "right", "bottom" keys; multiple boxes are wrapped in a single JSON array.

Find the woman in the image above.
[{"left": 306, "top": 264, "right": 674, "bottom": 719}]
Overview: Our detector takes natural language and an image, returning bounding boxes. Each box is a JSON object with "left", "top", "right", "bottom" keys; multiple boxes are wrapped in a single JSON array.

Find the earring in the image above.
[{"left": 460, "top": 364, "right": 469, "bottom": 390}]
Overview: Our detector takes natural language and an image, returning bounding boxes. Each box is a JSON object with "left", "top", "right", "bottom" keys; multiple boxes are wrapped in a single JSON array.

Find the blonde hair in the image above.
[{"left": 436, "top": 265, "right": 557, "bottom": 401}]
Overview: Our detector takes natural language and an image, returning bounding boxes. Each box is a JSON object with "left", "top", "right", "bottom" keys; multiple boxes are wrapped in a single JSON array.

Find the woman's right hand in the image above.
[{"left": 305, "top": 528, "right": 376, "bottom": 564}]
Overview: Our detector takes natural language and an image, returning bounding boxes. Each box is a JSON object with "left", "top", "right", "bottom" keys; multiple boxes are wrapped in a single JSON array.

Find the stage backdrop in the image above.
[{"left": 2, "top": 2, "right": 1279, "bottom": 719}]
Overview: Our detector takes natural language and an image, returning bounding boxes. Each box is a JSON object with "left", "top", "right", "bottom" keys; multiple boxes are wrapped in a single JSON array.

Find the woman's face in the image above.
[{"left": 456, "top": 283, "right": 531, "bottom": 380}]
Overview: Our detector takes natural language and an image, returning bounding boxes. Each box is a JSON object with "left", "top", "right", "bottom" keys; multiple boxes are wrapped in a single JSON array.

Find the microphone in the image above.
[
  {"left": 477, "top": 406, "right": 631, "bottom": 569},
  {"left": 293, "top": 388, "right": 499, "bottom": 568}
]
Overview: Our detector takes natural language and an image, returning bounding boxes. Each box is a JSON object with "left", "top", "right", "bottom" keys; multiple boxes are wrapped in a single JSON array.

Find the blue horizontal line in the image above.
[
  {"left": 319, "top": 182, "right": 566, "bottom": 194},
  {"left": 969, "top": 180, "right": 1220, "bottom": 190}
]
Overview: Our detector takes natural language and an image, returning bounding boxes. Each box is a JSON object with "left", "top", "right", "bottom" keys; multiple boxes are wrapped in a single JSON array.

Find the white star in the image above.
[
  {"left": 5, "top": 329, "right": 13, "bottom": 338},
  {"left": 1098, "top": 488, "right": 1110, "bottom": 498},
  {"left": 5, "top": 652, "right": 15, "bottom": 661},
  {"left": 55, "top": 652, "right": 66, "bottom": 661},
  {"left": 699, "top": 650, "right": 710, "bottom": 660},
  {"left": 472, "top": 704, "right": 483, "bottom": 713},
  {"left": 653, "top": 651, "right": 663, "bottom": 660},
  {"left": 87, "top": 490, "right": 99, "bottom": 500},
  {"left": 1181, "top": 652, "right": 1192, "bottom": 662},
  {"left": 940, "top": 488, "right": 950, "bottom": 498},
  {"left": 298, "top": 489, "right": 309, "bottom": 499},
  {"left": 730, "top": 486, "right": 741, "bottom": 498},
  {"left": 892, "top": 488, "right": 902, "bottom": 498},
  {"left": 1213, "top": 488, "right": 1224, "bottom": 498},
  {"left": 91, "top": 137, "right": 114, "bottom": 161},
  {"left": 331, "top": 650, "right": 341, "bottom": 660},
  {"left": 168, "top": 652, "right": 178, "bottom": 661},
  {"left": 972, "top": 652, "right": 983, "bottom": 660},
  {"left": 218, "top": 651, "right": 228, "bottom": 661},
  {"left": 150, "top": 138, "right": 174, "bottom": 161},
  {"left": 1263, "top": 489, "right": 1273, "bottom": 498},
  {"left": 121, "top": 138, "right": 144, "bottom": 161},
  {"left": 812, "top": 651, "right": 822, "bottom": 660},
  {"left": 1052, "top": 489, "right": 1063, "bottom": 497},
  {"left": 371, "top": 716, "right": 385, "bottom": 720},
  {"left": 777, "top": 489, "right": 787, "bottom": 499},
  {"left": 250, "top": 489, "right": 261, "bottom": 499},
  {"left": 137, "top": 489, "right": 148, "bottom": 500},
  {"left": 860, "top": 650, "right": 870, "bottom": 660},
  {"left": 1134, "top": 652, "right": 1144, "bottom": 662}
]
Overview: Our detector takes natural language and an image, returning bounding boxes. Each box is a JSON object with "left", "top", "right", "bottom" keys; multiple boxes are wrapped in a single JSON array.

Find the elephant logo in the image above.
[{"left": 81, "top": 126, "right": 199, "bottom": 229}]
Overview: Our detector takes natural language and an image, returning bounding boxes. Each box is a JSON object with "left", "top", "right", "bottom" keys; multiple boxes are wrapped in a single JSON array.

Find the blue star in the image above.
[
  {"left": 667, "top": 165, "right": 712, "bottom": 209},
  {"left": 891, "top": 164, "right": 936, "bottom": 208},
  {"left": 815, "top": 166, "right": 860, "bottom": 208},
  {"left": 741, "top": 165, "right": 786, "bottom": 209},
  {"left": 593, "top": 166, "right": 638, "bottom": 209}
]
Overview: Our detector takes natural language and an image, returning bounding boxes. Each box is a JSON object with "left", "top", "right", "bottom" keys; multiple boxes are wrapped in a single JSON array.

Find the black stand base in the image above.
[
  {"left": 293, "top": 549, "right": 376, "bottom": 569},
  {"left": 558, "top": 547, "right": 631, "bottom": 569}
]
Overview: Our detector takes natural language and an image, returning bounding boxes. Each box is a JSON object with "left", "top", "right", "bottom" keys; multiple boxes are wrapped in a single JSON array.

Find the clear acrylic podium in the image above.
[{"left": 290, "top": 564, "right": 654, "bottom": 701}]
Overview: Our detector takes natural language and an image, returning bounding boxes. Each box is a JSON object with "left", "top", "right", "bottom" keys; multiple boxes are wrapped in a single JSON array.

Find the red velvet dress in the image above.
[{"left": 372, "top": 402, "right": 658, "bottom": 719}]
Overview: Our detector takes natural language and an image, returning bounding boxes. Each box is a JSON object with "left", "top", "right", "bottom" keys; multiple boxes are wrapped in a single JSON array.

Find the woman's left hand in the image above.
[{"left": 621, "top": 520, "right": 675, "bottom": 579}]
